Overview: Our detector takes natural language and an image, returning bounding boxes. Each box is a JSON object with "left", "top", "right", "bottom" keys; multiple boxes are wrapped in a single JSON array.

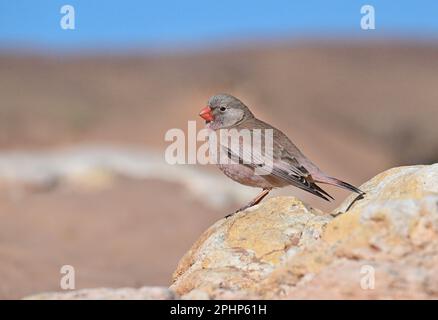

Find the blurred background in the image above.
[{"left": 1, "top": 0, "right": 438, "bottom": 298}]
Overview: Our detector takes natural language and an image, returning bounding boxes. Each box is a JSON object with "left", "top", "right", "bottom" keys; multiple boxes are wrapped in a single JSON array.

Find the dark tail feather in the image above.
[
  {"left": 312, "top": 183, "right": 335, "bottom": 200},
  {"left": 293, "top": 182, "right": 333, "bottom": 202},
  {"left": 303, "top": 186, "right": 331, "bottom": 202},
  {"left": 319, "top": 176, "right": 365, "bottom": 195}
]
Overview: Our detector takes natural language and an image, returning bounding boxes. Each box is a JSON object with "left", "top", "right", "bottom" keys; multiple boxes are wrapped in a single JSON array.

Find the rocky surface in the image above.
[
  {"left": 25, "top": 164, "right": 438, "bottom": 299},
  {"left": 25, "top": 286, "right": 177, "bottom": 300},
  {"left": 171, "top": 164, "right": 438, "bottom": 299}
]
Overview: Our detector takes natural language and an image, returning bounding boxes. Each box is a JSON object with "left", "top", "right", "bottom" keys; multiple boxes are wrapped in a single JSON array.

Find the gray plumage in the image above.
[{"left": 200, "top": 93, "right": 364, "bottom": 214}]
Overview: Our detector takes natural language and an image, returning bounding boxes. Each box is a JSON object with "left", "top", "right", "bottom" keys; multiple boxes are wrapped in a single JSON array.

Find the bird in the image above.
[{"left": 198, "top": 93, "right": 365, "bottom": 216}]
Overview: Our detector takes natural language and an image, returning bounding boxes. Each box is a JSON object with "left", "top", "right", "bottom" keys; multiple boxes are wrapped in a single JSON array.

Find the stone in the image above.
[
  {"left": 24, "top": 286, "right": 177, "bottom": 300},
  {"left": 171, "top": 164, "right": 438, "bottom": 299},
  {"left": 171, "top": 197, "right": 332, "bottom": 299},
  {"left": 24, "top": 164, "right": 438, "bottom": 299}
]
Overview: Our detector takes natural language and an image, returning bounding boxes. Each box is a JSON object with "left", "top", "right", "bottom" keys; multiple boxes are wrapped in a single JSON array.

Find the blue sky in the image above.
[{"left": 1, "top": 0, "right": 437, "bottom": 51}]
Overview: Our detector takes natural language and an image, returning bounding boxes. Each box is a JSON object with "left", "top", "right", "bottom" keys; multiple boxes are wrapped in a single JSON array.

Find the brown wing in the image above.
[{"left": 221, "top": 122, "right": 334, "bottom": 201}]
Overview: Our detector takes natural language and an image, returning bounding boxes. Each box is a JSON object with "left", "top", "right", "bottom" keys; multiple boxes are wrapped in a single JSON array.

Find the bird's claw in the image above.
[{"left": 225, "top": 205, "right": 249, "bottom": 218}]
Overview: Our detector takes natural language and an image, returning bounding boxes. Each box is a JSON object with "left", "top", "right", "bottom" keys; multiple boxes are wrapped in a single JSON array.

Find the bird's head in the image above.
[{"left": 199, "top": 93, "right": 254, "bottom": 129}]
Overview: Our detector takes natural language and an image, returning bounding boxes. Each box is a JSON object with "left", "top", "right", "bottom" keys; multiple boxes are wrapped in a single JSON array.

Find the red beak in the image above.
[{"left": 199, "top": 106, "right": 214, "bottom": 122}]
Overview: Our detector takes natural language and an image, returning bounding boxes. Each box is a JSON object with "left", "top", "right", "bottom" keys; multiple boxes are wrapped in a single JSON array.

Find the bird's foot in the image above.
[
  {"left": 224, "top": 189, "right": 271, "bottom": 218},
  {"left": 225, "top": 204, "right": 251, "bottom": 218}
]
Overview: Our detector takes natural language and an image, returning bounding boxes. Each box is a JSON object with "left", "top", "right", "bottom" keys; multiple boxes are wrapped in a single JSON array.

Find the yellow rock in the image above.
[
  {"left": 25, "top": 164, "right": 438, "bottom": 300},
  {"left": 172, "top": 164, "right": 438, "bottom": 299}
]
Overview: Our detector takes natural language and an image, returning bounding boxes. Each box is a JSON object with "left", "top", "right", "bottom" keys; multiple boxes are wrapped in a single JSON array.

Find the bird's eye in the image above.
[{"left": 219, "top": 107, "right": 226, "bottom": 112}]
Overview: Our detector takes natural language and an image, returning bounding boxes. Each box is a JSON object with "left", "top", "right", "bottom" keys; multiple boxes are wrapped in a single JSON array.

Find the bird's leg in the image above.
[
  {"left": 249, "top": 188, "right": 272, "bottom": 207},
  {"left": 225, "top": 188, "right": 271, "bottom": 218}
]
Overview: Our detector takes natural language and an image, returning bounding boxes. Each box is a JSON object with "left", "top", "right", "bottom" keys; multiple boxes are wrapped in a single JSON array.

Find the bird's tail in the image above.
[{"left": 314, "top": 175, "right": 365, "bottom": 195}]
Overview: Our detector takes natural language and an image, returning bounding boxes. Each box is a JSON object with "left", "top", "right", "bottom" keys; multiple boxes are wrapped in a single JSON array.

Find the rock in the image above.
[
  {"left": 24, "top": 286, "right": 177, "bottom": 300},
  {"left": 171, "top": 197, "right": 333, "bottom": 299},
  {"left": 171, "top": 164, "right": 438, "bottom": 299},
  {"left": 23, "top": 164, "right": 438, "bottom": 300}
]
